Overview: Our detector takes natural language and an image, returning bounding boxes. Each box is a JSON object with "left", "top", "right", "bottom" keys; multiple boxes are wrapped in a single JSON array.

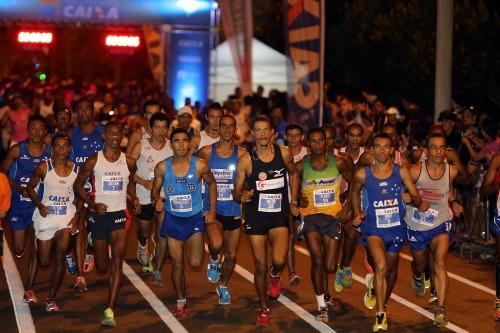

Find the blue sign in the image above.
[
  {"left": 168, "top": 30, "right": 210, "bottom": 109},
  {"left": 0, "top": 0, "right": 214, "bottom": 26}
]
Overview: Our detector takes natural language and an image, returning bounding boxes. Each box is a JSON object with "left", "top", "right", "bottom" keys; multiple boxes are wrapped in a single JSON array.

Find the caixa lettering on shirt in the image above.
[
  {"left": 19, "top": 177, "right": 30, "bottom": 183},
  {"left": 373, "top": 198, "right": 398, "bottom": 208},
  {"left": 48, "top": 195, "right": 70, "bottom": 202},
  {"left": 75, "top": 156, "right": 87, "bottom": 164},
  {"left": 114, "top": 217, "right": 127, "bottom": 224}
]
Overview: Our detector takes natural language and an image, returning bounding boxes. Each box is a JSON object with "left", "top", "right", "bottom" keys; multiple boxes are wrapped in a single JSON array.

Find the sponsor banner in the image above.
[{"left": 143, "top": 25, "right": 165, "bottom": 88}]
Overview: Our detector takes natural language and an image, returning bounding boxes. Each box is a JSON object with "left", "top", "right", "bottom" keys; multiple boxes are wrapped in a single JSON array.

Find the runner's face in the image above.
[
  {"left": 219, "top": 117, "right": 236, "bottom": 141},
  {"left": 347, "top": 127, "right": 362, "bottom": 149},
  {"left": 28, "top": 120, "right": 47, "bottom": 143},
  {"left": 56, "top": 110, "right": 71, "bottom": 131},
  {"left": 324, "top": 128, "right": 335, "bottom": 152},
  {"left": 104, "top": 125, "right": 123, "bottom": 149},
  {"left": 252, "top": 121, "right": 274, "bottom": 146},
  {"left": 382, "top": 127, "right": 398, "bottom": 147},
  {"left": 285, "top": 129, "right": 302, "bottom": 148},
  {"left": 151, "top": 120, "right": 168, "bottom": 141},
  {"left": 308, "top": 132, "right": 326, "bottom": 155},
  {"left": 373, "top": 137, "right": 393, "bottom": 163},
  {"left": 77, "top": 101, "right": 93, "bottom": 124},
  {"left": 171, "top": 133, "right": 190, "bottom": 157},
  {"left": 206, "top": 109, "right": 222, "bottom": 131},
  {"left": 52, "top": 137, "right": 70, "bottom": 159},
  {"left": 145, "top": 105, "right": 160, "bottom": 123},
  {"left": 178, "top": 114, "right": 192, "bottom": 129},
  {"left": 427, "top": 137, "right": 446, "bottom": 163}
]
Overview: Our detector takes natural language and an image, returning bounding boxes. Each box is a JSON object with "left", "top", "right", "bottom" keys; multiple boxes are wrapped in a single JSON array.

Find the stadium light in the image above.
[
  {"left": 105, "top": 34, "right": 140, "bottom": 48},
  {"left": 17, "top": 31, "right": 53, "bottom": 44}
]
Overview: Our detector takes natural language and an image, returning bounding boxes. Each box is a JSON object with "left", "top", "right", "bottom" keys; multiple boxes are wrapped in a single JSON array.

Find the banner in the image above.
[
  {"left": 219, "top": 0, "right": 253, "bottom": 97},
  {"left": 284, "top": 0, "right": 325, "bottom": 129},
  {"left": 143, "top": 25, "right": 165, "bottom": 88},
  {"left": 168, "top": 30, "right": 210, "bottom": 109}
]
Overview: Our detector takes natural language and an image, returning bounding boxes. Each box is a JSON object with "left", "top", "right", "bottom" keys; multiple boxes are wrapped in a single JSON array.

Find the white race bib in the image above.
[
  {"left": 412, "top": 208, "right": 438, "bottom": 226},
  {"left": 102, "top": 176, "right": 123, "bottom": 193},
  {"left": 375, "top": 207, "right": 400, "bottom": 228},
  {"left": 313, "top": 189, "right": 335, "bottom": 207},
  {"left": 169, "top": 194, "right": 192, "bottom": 212},
  {"left": 258, "top": 193, "right": 282, "bottom": 212},
  {"left": 216, "top": 183, "right": 233, "bottom": 201},
  {"left": 47, "top": 204, "right": 68, "bottom": 216}
]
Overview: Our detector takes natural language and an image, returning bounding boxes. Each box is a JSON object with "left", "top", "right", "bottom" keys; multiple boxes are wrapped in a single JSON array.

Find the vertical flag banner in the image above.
[
  {"left": 143, "top": 25, "right": 165, "bottom": 88},
  {"left": 284, "top": 0, "right": 325, "bottom": 129},
  {"left": 219, "top": 0, "right": 253, "bottom": 97}
]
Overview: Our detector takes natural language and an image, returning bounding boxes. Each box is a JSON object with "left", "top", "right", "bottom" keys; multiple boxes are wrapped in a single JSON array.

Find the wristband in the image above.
[
  {"left": 450, "top": 199, "right": 459, "bottom": 206},
  {"left": 290, "top": 200, "right": 298, "bottom": 205}
]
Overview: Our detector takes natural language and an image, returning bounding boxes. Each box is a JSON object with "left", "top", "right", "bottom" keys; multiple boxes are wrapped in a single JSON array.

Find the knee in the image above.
[
  {"left": 434, "top": 260, "right": 447, "bottom": 274},
  {"left": 190, "top": 257, "right": 203, "bottom": 268},
  {"left": 254, "top": 261, "right": 267, "bottom": 274},
  {"left": 374, "top": 262, "right": 387, "bottom": 275},
  {"left": 223, "top": 253, "right": 236, "bottom": 266}
]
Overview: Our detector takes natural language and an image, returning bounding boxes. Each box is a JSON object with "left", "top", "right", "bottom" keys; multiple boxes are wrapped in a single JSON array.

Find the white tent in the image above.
[{"left": 210, "top": 38, "right": 291, "bottom": 101}]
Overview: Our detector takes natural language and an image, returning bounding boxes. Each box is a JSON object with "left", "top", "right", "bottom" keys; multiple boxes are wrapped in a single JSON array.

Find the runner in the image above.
[
  {"left": 126, "top": 99, "right": 162, "bottom": 155},
  {"left": 26, "top": 134, "right": 79, "bottom": 312},
  {"left": 197, "top": 102, "right": 222, "bottom": 150},
  {"left": 1, "top": 115, "right": 51, "bottom": 303},
  {"left": 128, "top": 113, "right": 172, "bottom": 276},
  {"left": 480, "top": 153, "right": 500, "bottom": 320},
  {"left": 290, "top": 127, "right": 353, "bottom": 322},
  {"left": 351, "top": 133, "right": 425, "bottom": 332},
  {"left": 358, "top": 124, "right": 411, "bottom": 167},
  {"left": 73, "top": 121, "right": 140, "bottom": 327},
  {"left": 197, "top": 114, "right": 246, "bottom": 304},
  {"left": 234, "top": 116, "right": 296, "bottom": 325},
  {"left": 151, "top": 127, "right": 217, "bottom": 316}
]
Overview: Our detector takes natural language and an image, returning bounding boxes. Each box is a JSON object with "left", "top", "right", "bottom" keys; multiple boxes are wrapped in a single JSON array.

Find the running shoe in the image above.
[
  {"left": 433, "top": 306, "right": 448, "bottom": 326},
  {"left": 23, "top": 289, "right": 38, "bottom": 304},
  {"left": 268, "top": 274, "right": 281, "bottom": 300},
  {"left": 102, "top": 308, "right": 116, "bottom": 327},
  {"left": 364, "top": 273, "right": 376, "bottom": 310},
  {"left": 288, "top": 272, "right": 301, "bottom": 286},
  {"left": 411, "top": 274, "right": 425, "bottom": 297},
  {"left": 174, "top": 303, "right": 187, "bottom": 317},
  {"left": 494, "top": 298, "right": 500, "bottom": 320},
  {"left": 65, "top": 253, "right": 77, "bottom": 275},
  {"left": 315, "top": 306, "right": 329, "bottom": 322},
  {"left": 73, "top": 276, "right": 87, "bottom": 292},
  {"left": 342, "top": 266, "right": 353, "bottom": 288},
  {"left": 428, "top": 289, "right": 438, "bottom": 304},
  {"left": 373, "top": 312, "right": 388, "bottom": 332},
  {"left": 424, "top": 274, "right": 431, "bottom": 289},
  {"left": 207, "top": 260, "right": 221, "bottom": 284},
  {"left": 83, "top": 253, "right": 94, "bottom": 273},
  {"left": 45, "top": 297, "right": 60, "bottom": 312},
  {"left": 216, "top": 285, "right": 231, "bottom": 305},
  {"left": 324, "top": 293, "right": 334, "bottom": 310},
  {"left": 334, "top": 267, "right": 344, "bottom": 293},
  {"left": 137, "top": 240, "right": 149, "bottom": 266},
  {"left": 151, "top": 270, "right": 165, "bottom": 287},
  {"left": 256, "top": 308, "right": 269, "bottom": 325}
]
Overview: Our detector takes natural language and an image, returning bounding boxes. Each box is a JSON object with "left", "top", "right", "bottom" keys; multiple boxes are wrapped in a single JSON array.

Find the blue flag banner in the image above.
[{"left": 284, "top": 0, "right": 325, "bottom": 129}]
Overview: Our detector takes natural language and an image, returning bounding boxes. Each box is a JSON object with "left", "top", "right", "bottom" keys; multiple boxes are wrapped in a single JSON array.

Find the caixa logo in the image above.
[
  {"left": 19, "top": 177, "right": 30, "bottom": 183},
  {"left": 114, "top": 217, "right": 127, "bottom": 224}
]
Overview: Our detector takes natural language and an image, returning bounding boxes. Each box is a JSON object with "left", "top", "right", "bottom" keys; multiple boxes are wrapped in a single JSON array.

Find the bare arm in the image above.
[
  {"left": 73, "top": 154, "right": 102, "bottom": 212},
  {"left": 480, "top": 154, "right": 500, "bottom": 196},
  {"left": 351, "top": 167, "right": 365, "bottom": 225},
  {"left": 1, "top": 144, "right": 24, "bottom": 193},
  {"left": 400, "top": 166, "right": 424, "bottom": 210},
  {"left": 446, "top": 148, "right": 471, "bottom": 184},
  {"left": 26, "top": 162, "right": 48, "bottom": 216},
  {"left": 128, "top": 141, "right": 149, "bottom": 189},
  {"left": 126, "top": 128, "right": 142, "bottom": 155},
  {"left": 337, "top": 156, "right": 354, "bottom": 220},
  {"left": 151, "top": 160, "right": 166, "bottom": 212},
  {"left": 127, "top": 156, "right": 140, "bottom": 214},
  {"left": 290, "top": 160, "right": 303, "bottom": 216},
  {"left": 198, "top": 158, "right": 217, "bottom": 224},
  {"left": 356, "top": 151, "right": 374, "bottom": 167},
  {"left": 233, "top": 151, "right": 252, "bottom": 203},
  {"left": 189, "top": 131, "right": 201, "bottom": 155}
]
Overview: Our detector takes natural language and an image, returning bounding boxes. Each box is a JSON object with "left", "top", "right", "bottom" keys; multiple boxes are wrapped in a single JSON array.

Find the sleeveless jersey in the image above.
[
  {"left": 293, "top": 146, "right": 309, "bottom": 163},
  {"left": 140, "top": 126, "right": 151, "bottom": 140},
  {"left": 9, "top": 141, "right": 51, "bottom": 213},
  {"left": 163, "top": 156, "right": 202, "bottom": 217},
  {"left": 300, "top": 154, "right": 342, "bottom": 217},
  {"left": 136, "top": 139, "right": 173, "bottom": 205},
  {"left": 405, "top": 161, "right": 452, "bottom": 231},
  {"left": 33, "top": 160, "right": 78, "bottom": 225},
  {"left": 363, "top": 164, "right": 405, "bottom": 230},
  {"left": 93, "top": 151, "right": 129, "bottom": 212},
  {"left": 247, "top": 145, "right": 289, "bottom": 219},
  {"left": 198, "top": 130, "right": 220, "bottom": 150},
  {"left": 335, "top": 146, "right": 365, "bottom": 164}
]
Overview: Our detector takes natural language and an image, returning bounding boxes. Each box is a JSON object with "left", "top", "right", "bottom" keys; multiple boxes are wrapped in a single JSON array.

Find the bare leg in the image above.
[
  {"left": 48, "top": 229, "right": 71, "bottom": 299},
  {"left": 107, "top": 230, "right": 127, "bottom": 310},
  {"left": 367, "top": 236, "right": 387, "bottom": 314},
  {"left": 220, "top": 227, "right": 241, "bottom": 287}
]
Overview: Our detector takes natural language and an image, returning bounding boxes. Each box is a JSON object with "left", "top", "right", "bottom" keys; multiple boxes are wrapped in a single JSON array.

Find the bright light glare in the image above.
[
  {"left": 105, "top": 35, "right": 140, "bottom": 47},
  {"left": 176, "top": 0, "right": 207, "bottom": 14},
  {"left": 18, "top": 32, "right": 53, "bottom": 44}
]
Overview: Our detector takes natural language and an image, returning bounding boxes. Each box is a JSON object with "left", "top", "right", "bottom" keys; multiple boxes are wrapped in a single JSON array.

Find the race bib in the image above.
[
  {"left": 375, "top": 207, "right": 400, "bottom": 228},
  {"left": 47, "top": 205, "right": 68, "bottom": 216},
  {"left": 169, "top": 194, "right": 192, "bottom": 212},
  {"left": 217, "top": 183, "right": 233, "bottom": 201},
  {"left": 313, "top": 189, "right": 335, "bottom": 207},
  {"left": 102, "top": 176, "right": 123, "bottom": 193},
  {"left": 412, "top": 208, "right": 438, "bottom": 226},
  {"left": 212, "top": 169, "right": 233, "bottom": 180},
  {"left": 258, "top": 193, "right": 282, "bottom": 212},
  {"left": 19, "top": 183, "right": 32, "bottom": 202}
]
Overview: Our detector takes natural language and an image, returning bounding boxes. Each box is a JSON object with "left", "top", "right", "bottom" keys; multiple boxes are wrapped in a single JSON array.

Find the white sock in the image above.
[
  {"left": 316, "top": 294, "right": 326, "bottom": 310},
  {"left": 210, "top": 254, "right": 220, "bottom": 263}
]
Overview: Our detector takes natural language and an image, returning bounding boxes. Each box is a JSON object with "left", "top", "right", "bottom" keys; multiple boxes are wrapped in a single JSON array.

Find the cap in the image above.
[
  {"left": 178, "top": 106, "right": 193, "bottom": 117},
  {"left": 385, "top": 107, "right": 399, "bottom": 116}
]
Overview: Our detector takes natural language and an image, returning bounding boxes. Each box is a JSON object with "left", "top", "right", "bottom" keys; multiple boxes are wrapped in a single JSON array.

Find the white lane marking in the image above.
[
  {"left": 3, "top": 240, "right": 36, "bottom": 333},
  {"left": 204, "top": 245, "right": 336, "bottom": 333},
  {"left": 122, "top": 262, "right": 188, "bottom": 333},
  {"left": 398, "top": 252, "right": 495, "bottom": 296},
  {"left": 294, "top": 245, "right": 469, "bottom": 333}
]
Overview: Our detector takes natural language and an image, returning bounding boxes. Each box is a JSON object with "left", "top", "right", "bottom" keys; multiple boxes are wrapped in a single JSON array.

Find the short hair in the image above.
[
  {"left": 76, "top": 96, "right": 94, "bottom": 111},
  {"left": 104, "top": 121, "right": 122, "bottom": 133},
  {"left": 438, "top": 110, "right": 456, "bottom": 122},
  {"left": 251, "top": 115, "right": 273, "bottom": 130},
  {"left": 219, "top": 114, "right": 236, "bottom": 125},
  {"left": 285, "top": 124, "right": 303, "bottom": 135},
  {"left": 142, "top": 99, "right": 161, "bottom": 114},
  {"left": 28, "top": 115, "right": 47, "bottom": 129},
  {"left": 427, "top": 132, "right": 446, "bottom": 146},
  {"left": 372, "top": 133, "right": 393, "bottom": 146},
  {"left": 346, "top": 122, "right": 364, "bottom": 135},
  {"left": 207, "top": 102, "right": 223, "bottom": 116},
  {"left": 149, "top": 112, "right": 169, "bottom": 129},
  {"left": 428, "top": 124, "right": 445, "bottom": 135},
  {"left": 54, "top": 106, "right": 71, "bottom": 118},
  {"left": 322, "top": 124, "right": 336, "bottom": 137},
  {"left": 381, "top": 123, "right": 398, "bottom": 134},
  {"left": 307, "top": 127, "right": 326, "bottom": 140},
  {"left": 170, "top": 127, "right": 190, "bottom": 141},
  {"left": 51, "top": 133, "right": 71, "bottom": 147}
]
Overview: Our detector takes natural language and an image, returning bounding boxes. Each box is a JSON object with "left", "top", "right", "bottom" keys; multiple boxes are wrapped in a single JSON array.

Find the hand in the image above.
[
  {"left": 20, "top": 187, "right": 30, "bottom": 198},
  {"left": 299, "top": 196, "right": 308, "bottom": 208},
  {"left": 143, "top": 180, "right": 153, "bottom": 191},
  {"left": 402, "top": 192, "right": 412, "bottom": 204},
  {"left": 69, "top": 215, "right": 79, "bottom": 235},
  {"left": 417, "top": 200, "right": 430, "bottom": 212},
  {"left": 352, "top": 213, "right": 364, "bottom": 227},
  {"left": 154, "top": 198, "right": 164, "bottom": 213},
  {"left": 94, "top": 203, "right": 108, "bottom": 215},
  {"left": 451, "top": 201, "right": 463, "bottom": 217},
  {"left": 241, "top": 189, "right": 254, "bottom": 203},
  {"left": 461, "top": 136, "right": 470, "bottom": 144},
  {"left": 336, "top": 205, "right": 351, "bottom": 223},
  {"left": 204, "top": 212, "right": 218, "bottom": 225},
  {"left": 38, "top": 204, "right": 49, "bottom": 218},
  {"left": 132, "top": 198, "right": 141, "bottom": 215},
  {"left": 290, "top": 202, "right": 300, "bottom": 217}
]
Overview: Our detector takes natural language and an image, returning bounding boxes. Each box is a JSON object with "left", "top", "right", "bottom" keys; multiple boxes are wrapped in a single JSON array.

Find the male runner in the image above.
[
  {"left": 126, "top": 99, "right": 162, "bottom": 155},
  {"left": 26, "top": 134, "right": 79, "bottom": 312},
  {"left": 151, "top": 128, "right": 217, "bottom": 316},
  {"left": 234, "top": 116, "right": 296, "bottom": 325},
  {"left": 352, "top": 133, "right": 424, "bottom": 332},
  {"left": 74, "top": 122, "right": 140, "bottom": 327},
  {"left": 198, "top": 102, "right": 222, "bottom": 150},
  {"left": 198, "top": 114, "right": 246, "bottom": 304}
]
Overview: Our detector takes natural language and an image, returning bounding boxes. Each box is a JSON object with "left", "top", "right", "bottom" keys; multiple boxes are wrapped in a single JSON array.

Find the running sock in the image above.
[
  {"left": 316, "top": 294, "right": 326, "bottom": 310},
  {"left": 413, "top": 273, "right": 424, "bottom": 280},
  {"left": 270, "top": 266, "right": 280, "bottom": 278},
  {"left": 209, "top": 254, "right": 220, "bottom": 264},
  {"left": 496, "top": 266, "right": 500, "bottom": 298}
]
